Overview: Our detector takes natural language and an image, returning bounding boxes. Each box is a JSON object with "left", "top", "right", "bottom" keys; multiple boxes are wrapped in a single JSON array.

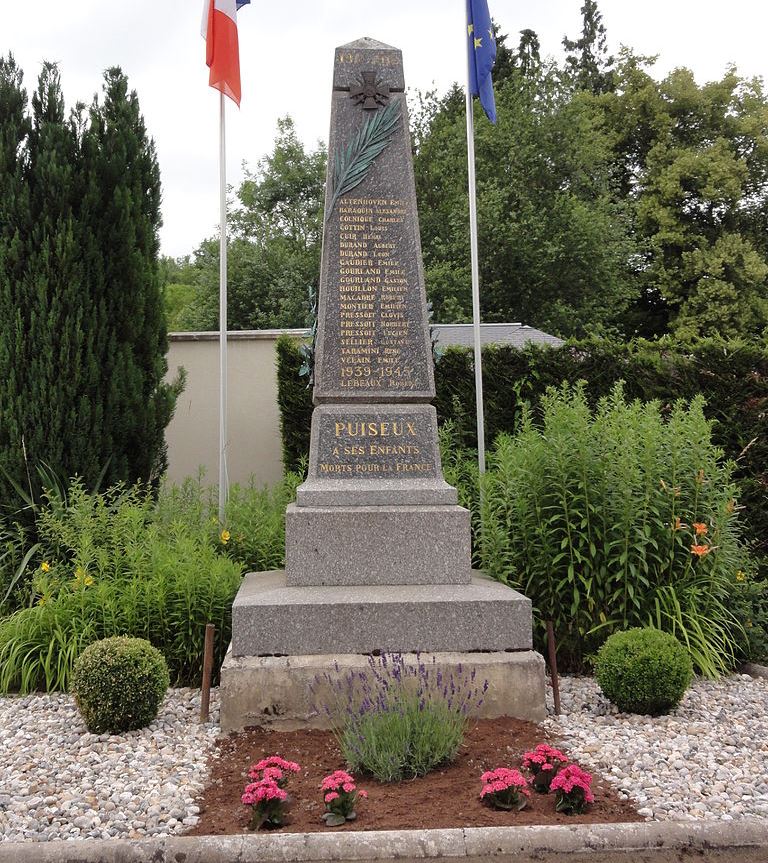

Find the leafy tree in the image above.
[
  {"left": 159, "top": 255, "right": 197, "bottom": 330},
  {"left": 413, "top": 61, "right": 638, "bottom": 335},
  {"left": 0, "top": 59, "right": 181, "bottom": 510},
  {"left": 563, "top": 1, "right": 615, "bottom": 95},
  {"left": 604, "top": 56, "right": 768, "bottom": 337},
  {"left": 179, "top": 117, "right": 325, "bottom": 331}
]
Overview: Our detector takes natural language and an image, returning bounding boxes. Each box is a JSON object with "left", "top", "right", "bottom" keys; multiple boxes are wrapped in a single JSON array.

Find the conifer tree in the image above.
[
  {"left": 563, "top": 1, "right": 614, "bottom": 94},
  {"left": 0, "top": 60, "right": 181, "bottom": 509},
  {"left": 78, "top": 68, "right": 181, "bottom": 488}
]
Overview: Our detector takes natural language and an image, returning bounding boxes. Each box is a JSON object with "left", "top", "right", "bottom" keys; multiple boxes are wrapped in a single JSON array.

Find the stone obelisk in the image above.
[{"left": 219, "top": 38, "right": 545, "bottom": 732}]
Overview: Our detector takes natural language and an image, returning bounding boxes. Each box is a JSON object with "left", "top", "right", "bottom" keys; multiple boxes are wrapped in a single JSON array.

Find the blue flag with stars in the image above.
[{"left": 467, "top": 0, "right": 497, "bottom": 123}]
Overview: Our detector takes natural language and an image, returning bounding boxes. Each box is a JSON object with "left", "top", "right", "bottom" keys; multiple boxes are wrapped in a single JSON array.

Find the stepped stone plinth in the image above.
[{"left": 220, "top": 36, "right": 545, "bottom": 732}]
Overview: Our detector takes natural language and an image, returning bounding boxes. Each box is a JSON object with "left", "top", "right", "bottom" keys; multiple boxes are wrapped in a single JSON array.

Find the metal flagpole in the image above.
[
  {"left": 465, "top": 32, "right": 487, "bottom": 475},
  {"left": 218, "top": 91, "right": 229, "bottom": 522}
]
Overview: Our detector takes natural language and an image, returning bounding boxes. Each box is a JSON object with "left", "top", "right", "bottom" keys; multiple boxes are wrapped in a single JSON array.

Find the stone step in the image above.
[
  {"left": 231, "top": 570, "right": 532, "bottom": 656},
  {"left": 220, "top": 649, "right": 547, "bottom": 732}
]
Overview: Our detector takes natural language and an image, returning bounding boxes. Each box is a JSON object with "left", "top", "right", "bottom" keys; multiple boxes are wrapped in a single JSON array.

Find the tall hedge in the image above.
[
  {"left": 0, "top": 59, "right": 181, "bottom": 511},
  {"left": 276, "top": 336, "right": 768, "bottom": 559}
]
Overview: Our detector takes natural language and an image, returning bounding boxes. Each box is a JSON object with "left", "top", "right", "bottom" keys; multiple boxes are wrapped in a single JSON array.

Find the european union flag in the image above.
[{"left": 467, "top": 0, "right": 497, "bottom": 124}]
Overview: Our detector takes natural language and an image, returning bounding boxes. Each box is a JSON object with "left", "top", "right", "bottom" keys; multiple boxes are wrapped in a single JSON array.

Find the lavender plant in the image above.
[{"left": 311, "top": 653, "right": 487, "bottom": 782}]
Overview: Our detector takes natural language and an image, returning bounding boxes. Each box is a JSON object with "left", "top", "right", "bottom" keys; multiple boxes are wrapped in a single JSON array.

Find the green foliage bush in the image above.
[
  {"left": 0, "top": 480, "right": 244, "bottom": 693},
  {"left": 155, "top": 470, "right": 301, "bottom": 573},
  {"left": 594, "top": 628, "right": 693, "bottom": 715},
  {"left": 340, "top": 695, "right": 466, "bottom": 783},
  {"left": 728, "top": 577, "right": 768, "bottom": 664},
  {"left": 72, "top": 636, "right": 170, "bottom": 733},
  {"left": 276, "top": 335, "right": 313, "bottom": 477},
  {"left": 316, "top": 655, "right": 483, "bottom": 783},
  {"left": 478, "top": 382, "right": 748, "bottom": 676},
  {"left": 276, "top": 337, "right": 768, "bottom": 571}
]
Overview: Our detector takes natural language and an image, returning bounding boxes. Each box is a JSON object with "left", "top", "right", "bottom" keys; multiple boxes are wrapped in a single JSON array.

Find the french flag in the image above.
[{"left": 202, "top": 0, "right": 250, "bottom": 107}]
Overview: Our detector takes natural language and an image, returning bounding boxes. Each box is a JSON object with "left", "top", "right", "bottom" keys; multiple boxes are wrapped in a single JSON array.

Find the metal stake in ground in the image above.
[
  {"left": 200, "top": 623, "right": 215, "bottom": 723},
  {"left": 546, "top": 620, "right": 561, "bottom": 716}
]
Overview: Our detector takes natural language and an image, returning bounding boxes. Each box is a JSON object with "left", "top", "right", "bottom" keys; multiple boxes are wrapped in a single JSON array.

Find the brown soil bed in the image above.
[{"left": 188, "top": 717, "right": 640, "bottom": 834}]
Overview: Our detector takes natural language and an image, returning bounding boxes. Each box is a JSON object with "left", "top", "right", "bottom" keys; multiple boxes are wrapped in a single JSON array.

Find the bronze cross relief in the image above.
[{"left": 349, "top": 71, "right": 390, "bottom": 110}]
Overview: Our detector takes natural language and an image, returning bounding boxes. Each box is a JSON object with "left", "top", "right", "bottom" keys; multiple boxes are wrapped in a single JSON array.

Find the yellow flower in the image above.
[
  {"left": 220, "top": 529, "right": 231, "bottom": 545},
  {"left": 73, "top": 566, "right": 94, "bottom": 587},
  {"left": 40, "top": 561, "right": 51, "bottom": 572},
  {"left": 736, "top": 571, "right": 746, "bottom": 582}
]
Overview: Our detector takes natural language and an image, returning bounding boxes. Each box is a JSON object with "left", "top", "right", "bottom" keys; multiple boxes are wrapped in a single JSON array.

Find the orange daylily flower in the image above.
[
  {"left": 692, "top": 523, "right": 708, "bottom": 536},
  {"left": 691, "top": 544, "right": 711, "bottom": 557}
]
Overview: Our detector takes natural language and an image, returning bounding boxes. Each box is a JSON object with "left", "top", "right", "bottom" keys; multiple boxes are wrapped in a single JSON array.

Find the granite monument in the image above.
[{"left": 219, "top": 38, "right": 545, "bottom": 731}]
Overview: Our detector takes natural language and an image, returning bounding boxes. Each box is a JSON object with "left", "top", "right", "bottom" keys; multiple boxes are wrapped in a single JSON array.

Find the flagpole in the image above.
[
  {"left": 465, "top": 41, "right": 487, "bottom": 475},
  {"left": 218, "top": 90, "right": 229, "bottom": 522}
]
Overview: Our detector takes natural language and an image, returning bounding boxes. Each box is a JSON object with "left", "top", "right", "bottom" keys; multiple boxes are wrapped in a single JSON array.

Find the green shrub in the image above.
[
  {"left": 155, "top": 471, "right": 301, "bottom": 573},
  {"left": 478, "top": 382, "right": 748, "bottom": 676},
  {"left": 594, "top": 628, "right": 693, "bottom": 715},
  {"left": 315, "top": 655, "right": 484, "bottom": 783},
  {"left": 72, "top": 636, "right": 170, "bottom": 733},
  {"left": 277, "top": 336, "right": 768, "bottom": 572},
  {"left": 728, "top": 575, "right": 768, "bottom": 664},
  {"left": 340, "top": 695, "right": 466, "bottom": 783},
  {"left": 0, "top": 480, "right": 243, "bottom": 693}
]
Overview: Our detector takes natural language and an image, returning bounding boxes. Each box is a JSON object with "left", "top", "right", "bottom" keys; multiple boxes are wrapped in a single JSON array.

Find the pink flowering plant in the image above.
[
  {"left": 242, "top": 755, "right": 301, "bottom": 830},
  {"left": 479, "top": 767, "right": 530, "bottom": 812},
  {"left": 521, "top": 743, "right": 569, "bottom": 793},
  {"left": 320, "top": 769, "right": 368, "bottom": 827},
  {"left": 549, "top": 764, "right": 595, "bottom": 814},
  {"left": 247, "top": 756, "right": 301, "bottom": 788}
]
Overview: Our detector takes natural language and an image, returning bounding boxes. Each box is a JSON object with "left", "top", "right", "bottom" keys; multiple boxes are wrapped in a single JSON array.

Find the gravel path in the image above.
[
  {"left": 1, "top": 674, "right": 767, "bottom": 841},
  {"left": 0, "top": 688, "right": 219, "bottom": 842},
  {"left": 543, "top": 673, "right": 768, "bottom": 822}
]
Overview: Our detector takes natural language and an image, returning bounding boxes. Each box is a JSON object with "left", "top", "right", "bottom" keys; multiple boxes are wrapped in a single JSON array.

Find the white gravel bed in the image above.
[
  {"left": 543, "top": 673, "right": 768, "bottom": 822},
  {"left": 0, "top": 688, "right": 220, "bottom": 842}
]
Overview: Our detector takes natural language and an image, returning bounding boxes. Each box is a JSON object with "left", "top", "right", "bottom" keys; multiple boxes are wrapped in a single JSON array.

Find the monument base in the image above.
[
  {"left": 231, "top": 570, "right": 533, "bottom": 655},
  {"left": 219, "top": 649, "right": 547, "bottom": 732},
  {"left": 285, "top": 503, "right": 472, "bottom": 586}
]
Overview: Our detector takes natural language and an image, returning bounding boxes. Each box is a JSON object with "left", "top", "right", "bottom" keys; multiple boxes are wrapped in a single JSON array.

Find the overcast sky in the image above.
[{"left": 3, "top": 1, "right": 767, "bottom": 258}]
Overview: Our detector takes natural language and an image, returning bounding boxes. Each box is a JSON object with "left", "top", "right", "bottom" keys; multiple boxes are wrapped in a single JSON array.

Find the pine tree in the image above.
[
  {"left": 80, "top": 68, "right": 182, "bottom": 488},
  {"left": 0, "top": 61, "right": 181, "bottom": 510},
  {"left": 562, "top": 1, "right": 614, "bottom": 95}
]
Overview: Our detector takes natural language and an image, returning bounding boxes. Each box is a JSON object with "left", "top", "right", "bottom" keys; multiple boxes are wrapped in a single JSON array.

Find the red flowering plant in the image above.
[
  {"left": 242, "top": 756, "right": 301, "bottom": 830},
  {"left": 521, "top": 743, "right": 569, "bottom": 793},
  {"left": 320, "top": 769, "right": 368, "bottom": 827},
  {"left": 479, "top": 767, "right": 530, "bottom": 812},
  {"left": 549, "top": 764, "right": 594, "bottom": 814}
]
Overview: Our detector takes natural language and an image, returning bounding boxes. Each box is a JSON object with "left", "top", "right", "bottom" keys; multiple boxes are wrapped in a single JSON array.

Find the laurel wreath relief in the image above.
[{"left": 326, "top": 100, "right": 402, "bottom": 220}]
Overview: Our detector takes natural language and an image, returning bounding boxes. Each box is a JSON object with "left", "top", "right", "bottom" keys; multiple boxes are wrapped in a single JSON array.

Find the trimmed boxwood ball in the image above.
[
  {"left": 594, "top": 627, "right": 693, "bottom": 715},
  {"left": 72, "top": 637, "right": 170, "bottom": 733}
]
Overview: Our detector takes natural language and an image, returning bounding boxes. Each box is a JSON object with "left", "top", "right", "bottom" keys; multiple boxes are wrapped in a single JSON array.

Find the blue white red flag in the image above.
[{"left": 201, "top": 0, "right": 249, "bottom": 106}]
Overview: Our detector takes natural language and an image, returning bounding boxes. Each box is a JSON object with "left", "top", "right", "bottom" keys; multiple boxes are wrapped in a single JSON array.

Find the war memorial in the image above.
[{"left": 219, "top": 37, "right": 546, "bottom": 731}]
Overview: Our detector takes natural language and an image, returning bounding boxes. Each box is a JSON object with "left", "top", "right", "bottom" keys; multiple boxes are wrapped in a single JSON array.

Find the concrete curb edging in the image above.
[
  {"left": 1, "top": 820, "right": 767, "bottom": 863},
  {"left": 743, "top": 662, "right": 768, "bottom": 680}
]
